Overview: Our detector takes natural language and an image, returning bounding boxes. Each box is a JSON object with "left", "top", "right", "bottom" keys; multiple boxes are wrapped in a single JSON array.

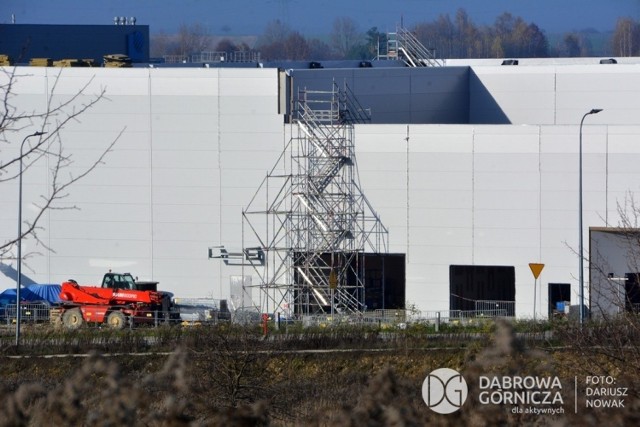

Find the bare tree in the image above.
[
  {"left": 612, "top": 17, "right": 640, "bottom": 56},
  {"left": 411, "top": 8, "right": 550, "bottom": 59},
  {"left": 282, "top": 32, "right": 311, "bottom": 60},
  {"left": 176, "top": 23, "right": 213, "bottom": 57},
  {"left": 257, "top": 19, "right": 293, "bottom": 61},
  {"left": 0, "top": 67, "right": 120, "bottom": 262},
  {"left": 330, "top": 17, "right": 362, "bottom": 58},
  {"left": 259, "top": 19, "right": 292, "bottom": 48},
  {"left": 150, "top": 30, "right": 176, "bottom": 58}
]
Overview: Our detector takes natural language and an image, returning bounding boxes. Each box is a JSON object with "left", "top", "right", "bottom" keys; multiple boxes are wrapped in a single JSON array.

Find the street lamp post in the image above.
[
  {"left": 16, "top": 131, "right": 46, "bottom": 346},
  {"left": 579, "top": 109, "right": 602, "bottom": 326}
]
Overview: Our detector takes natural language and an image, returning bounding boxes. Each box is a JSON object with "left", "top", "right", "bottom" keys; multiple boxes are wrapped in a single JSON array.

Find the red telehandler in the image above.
[{"left": 51, "top": 272, "right": 175, "bottom": 330}]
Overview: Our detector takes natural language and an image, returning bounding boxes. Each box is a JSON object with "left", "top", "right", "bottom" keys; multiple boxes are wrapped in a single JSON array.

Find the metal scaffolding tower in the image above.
[{"left": 242, "top": 82, "right": 388, "bottom": 316}]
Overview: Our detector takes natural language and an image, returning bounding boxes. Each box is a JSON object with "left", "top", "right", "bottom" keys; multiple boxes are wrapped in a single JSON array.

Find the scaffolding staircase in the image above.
[
  {"left": 379, "top": 26, "right": 443, "bottom": 67},
  {"left": 241, "top": 82, "right": 387, "bottom": 316}
]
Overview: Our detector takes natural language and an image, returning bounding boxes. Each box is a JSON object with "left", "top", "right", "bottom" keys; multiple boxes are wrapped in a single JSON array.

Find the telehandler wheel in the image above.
[
  {"left": 106, "top": 311, "right": 127, "bottom": 330},
  {"left": 62, "top": 308, "right": 84, "bottom": 330}
]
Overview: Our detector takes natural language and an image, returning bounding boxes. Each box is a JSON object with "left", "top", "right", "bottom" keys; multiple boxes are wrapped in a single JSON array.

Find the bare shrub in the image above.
[
  {"left": 0, "top": 350, "right": 193, "bottom": 426},
  {"left": 2, "top": 321, "right": 640, "bottom": 425}
]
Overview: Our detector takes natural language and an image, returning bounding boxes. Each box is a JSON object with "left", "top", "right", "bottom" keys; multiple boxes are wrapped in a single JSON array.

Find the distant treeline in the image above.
[{"left": 151, "top": 8, "right": 639, "bottom": 61}]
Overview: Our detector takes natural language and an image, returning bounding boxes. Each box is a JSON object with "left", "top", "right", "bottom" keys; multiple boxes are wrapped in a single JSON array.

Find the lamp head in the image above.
[{"left": 589, "top": 108, "right": 603, "bottom": 114}]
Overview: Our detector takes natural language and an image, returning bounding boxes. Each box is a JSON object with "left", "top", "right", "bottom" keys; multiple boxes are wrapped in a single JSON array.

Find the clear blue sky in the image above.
[{"left": 2, "top": 0, "right": 638, "bottom": 35}]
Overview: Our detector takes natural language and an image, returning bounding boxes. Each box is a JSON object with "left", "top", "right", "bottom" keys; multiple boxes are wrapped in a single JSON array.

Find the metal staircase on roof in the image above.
[{"left": 378, "top": 26, "right": 444, "bottom": 67}]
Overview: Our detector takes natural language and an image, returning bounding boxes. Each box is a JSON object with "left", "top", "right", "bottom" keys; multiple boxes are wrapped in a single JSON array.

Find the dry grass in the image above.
[{"left": 1, "top": 320, "right": 639, "bottom": 426}]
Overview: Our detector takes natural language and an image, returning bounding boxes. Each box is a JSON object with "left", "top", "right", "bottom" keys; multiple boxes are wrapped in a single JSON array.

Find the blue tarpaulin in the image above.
[{"left": 0, "top": 284, "right": 61, "bottom": 305}]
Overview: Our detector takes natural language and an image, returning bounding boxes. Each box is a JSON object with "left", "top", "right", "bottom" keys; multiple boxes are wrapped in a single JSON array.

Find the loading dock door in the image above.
[
  {"left": 364, "top": 253, "right": 405, "bottom": 310},
  {"left": 449, "top": 265, "right": 515, "bottom": 315}
]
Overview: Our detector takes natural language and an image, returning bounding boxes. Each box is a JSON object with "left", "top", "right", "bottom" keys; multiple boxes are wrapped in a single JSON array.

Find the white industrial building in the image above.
[{"left": 2, "top": 57, "right": 640, "bottom": 319}]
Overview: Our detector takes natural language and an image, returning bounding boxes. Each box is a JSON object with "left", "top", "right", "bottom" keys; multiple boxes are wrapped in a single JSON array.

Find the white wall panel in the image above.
[
  {"left": 0, "top": 67, "right": 46, "bottom": 94},
  {"left": 474, "top": 227, "right": 539, "bottom": 246},
  {"left": 50, "top": 203, "right": 151, "bottom": 223},
  {"left": 152, "top": 185, "right": 216, "bottom": 205},
  {"left": 151, "top": 96, "right": 217, "bottom": 115},
  {"left": 219, "top": 69, "right": 278, "bottom": 95},
  {"left": 150, "top": 71, "right": 219, "bottom": 96},
  {"left": 151, "top": 132, "right": 217, "bottom": 151},
  {"left": 153, "top": 222, "right": 218, "bottom": 241},
  {"left": 83, "top": 95, "right": 151, "bottom": 116},
  {"left": 48, "top": 220, "right": 151, "bottom": 240},
  {"left": 474, "top": 189, "right": 538, "bottom": 210},
  {"left": 358, "top": 153, "right": 406, "bottom": 172},
  {"left": 408, "top": 244, "right": 473, "bottom": 266},
  {"left": 152, "top": 150, "right": 217, "bottom": 169},
  {"left": 474, "top": 171, "right": 539, "bottom": 190},
  {"left": 49, "top": 238, "right": 151, "bottom": 258},
  {"left": 153, "top": 168, "right": 219, "bottom": 187},
  {"left": 219, "top": 113, "right": 281, "bottom": 131},
  {"left": 219, "top": 96, "right": 278, "bottom": 115},
  {"left": 220, "top": 169, "right": 273, "bottom": 190},
  {"left": 414, "top": 189, "right": 473, "bottom": 210},
  {"left": 153, "top": 204, "right": 216, "bottom": 224},
  {"left": 152, "top": 113, "right": 219, "bottom": 133},
  {"left": 5, "top": 65, "right": 640, "bottom": 318},
  {"left": 54, "top": 183, "right": 150, "bottom": 203},
  {"left": 474, "top": 208, "right": 539, "bottom": 229},
  {"left": 474, "top": 126, "right": 540, "bottom": 152},
  {"left": 360, "top": 170, "right": 406, "bottom": 189},
  {"left": 55, "top": 109, "right": 150, "bottom": 132},
  {"left": 220, "top": 132, "right": 285, "bottom": 150},
  {"left": 153, "top": 240, "right": 212, "bottom": 258},
  {"left": 48, "top": 68, "right": 151, "bottom": 95},
  {"left": 220, "top": 151, "right": 283, "bottom": 170},
  {"left": 409, "top": 172, "right": 471, "bottom": 192},
  {"left": 409, "top": 225, "right": 472, "bottom": 247},
  {"left": 412, "top": 206, "right": 472, "bottom": 228},
  {"left": 540, "top": 207, "right": 579, "bottom": 230},
  {"left": 410, "top": 153, "right": 472, "bottom": 172}
]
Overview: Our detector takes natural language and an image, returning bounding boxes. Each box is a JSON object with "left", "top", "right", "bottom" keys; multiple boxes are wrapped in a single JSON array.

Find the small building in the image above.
[{"left": 0, "top": 23, "right": 149, "bottom": 65}]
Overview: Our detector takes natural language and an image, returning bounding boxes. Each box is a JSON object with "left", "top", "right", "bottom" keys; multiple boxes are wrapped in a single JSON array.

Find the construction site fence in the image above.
[
  {"left": 1, "top": 303, "right": 513, "bottom": 329},
  {"left": 416, "top": 309, "right": 512, "bottom": 325},
  {"left": 1, "top": 303, "right": 230, "bottom": 329},
  {"left": 296, "top": 308, "right": 513, "bottom": 328},
  {"left": 2, "top": 303, "right": 52, "bottom": 324}
]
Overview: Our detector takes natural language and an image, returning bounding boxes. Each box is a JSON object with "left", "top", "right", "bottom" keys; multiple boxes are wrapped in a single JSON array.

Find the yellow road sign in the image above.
[
  {"left": 329, "top": 269, "right": 338, "bottom": 289},
  {"left": 529, "top": 263, "right": 545, "bottom": 279}
]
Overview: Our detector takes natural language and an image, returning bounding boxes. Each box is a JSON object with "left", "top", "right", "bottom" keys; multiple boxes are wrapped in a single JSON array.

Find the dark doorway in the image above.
[
  {"left": 292, "top": 252, "right": 405, "bottom": 314},
  {"left": 625, "top": 273, "right": 640, "bottom": 312},
  {"left": 449, "top": 265, "right": 515, "bottom": 316},
  {"left": 548, "top": 283, "right": 571, "bottom": 318},
  {"left": 363, "top": 253, "right": 405, "bottom": 310}
]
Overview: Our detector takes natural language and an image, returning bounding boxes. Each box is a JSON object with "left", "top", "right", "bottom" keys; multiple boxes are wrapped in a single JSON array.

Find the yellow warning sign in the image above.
[
  {"left": 329, "top": 269, "right": 338, "bottom": 289},
  {"left": 529, "top": 263, "right": 545, "bottom": 279}
]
